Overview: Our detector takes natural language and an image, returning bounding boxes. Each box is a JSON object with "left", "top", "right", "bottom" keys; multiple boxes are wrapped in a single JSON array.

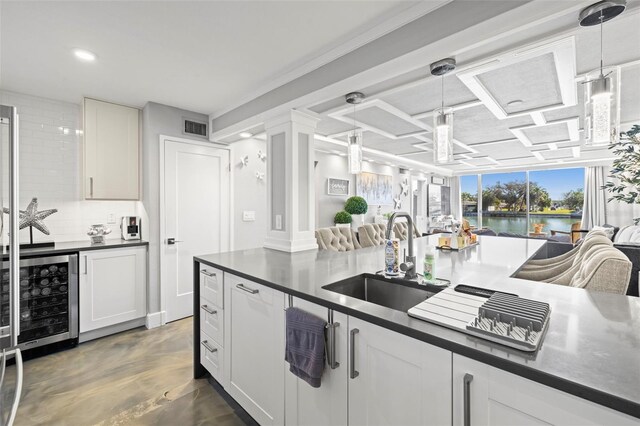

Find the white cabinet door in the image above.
[
  {"left": 453, "top": 354, "right": 638, "bottom": 426},
  {"left": 284, "top": 297, "right": 348, "bottom": 426},
  {"left": 224, "top": 273, "right": 285, "bottom": 426},
  {"left": 79, "top": 247, "right": 146, "bottom": 332},
  {"left": 348, "top": 317, "right": 452, "bottom": 426},
  {"left": 84, "top": 98, "right": 140, "bottom": 200}
]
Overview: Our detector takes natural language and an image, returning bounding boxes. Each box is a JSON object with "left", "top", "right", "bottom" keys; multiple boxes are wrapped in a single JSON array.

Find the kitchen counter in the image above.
[
  {"left": 2, "top": 239, "right": 148, "bottom": 259},
  {"left": 195, "top": 235, "right": 640, "bottom": 419}
]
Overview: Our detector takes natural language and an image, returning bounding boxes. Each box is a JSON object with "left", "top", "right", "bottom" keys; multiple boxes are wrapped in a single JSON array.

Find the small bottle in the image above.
[
  {"left": 423, "top": 245, "right": 436, "bottom": 284},
  {"left": 385, "top": 239, "right": 400, "bottom": 276}
]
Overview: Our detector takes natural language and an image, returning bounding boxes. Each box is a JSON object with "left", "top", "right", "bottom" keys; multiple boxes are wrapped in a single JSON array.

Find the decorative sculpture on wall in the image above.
[
  {"left": 255, "top": 171, "right": 265, "bottom": 180},
  {"left": 240, "top": 155, "right": 249, "bottom": 167},
  {"left": 257, "top": 150, "right": 266, "bottom": 161},
  {"left": 2, "top": 197, "right": 58, "bottom": 245},
  {"left": 393, "top": 197, "right": 402, "bottom": 210},
  {"left": 400, "top": 177, "right": 409, "bottom": 197}
]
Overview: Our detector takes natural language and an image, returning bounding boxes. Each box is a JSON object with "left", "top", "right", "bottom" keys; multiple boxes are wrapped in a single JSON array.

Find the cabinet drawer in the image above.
[
  {"left": 201, "top": 332, "right": 223, "bottom": 382},
  {"left": 200, "top": 301, "right": 223, "bottom": 346},
  {"left": 200, "top": 267, "right": 223, "bottom": 308},
  {"left": 227, "top": 273, "right": 273, "bottom": 305}
]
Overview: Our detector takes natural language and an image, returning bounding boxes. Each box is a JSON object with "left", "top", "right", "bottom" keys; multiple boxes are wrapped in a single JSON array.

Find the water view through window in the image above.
[{"left": 461, "top": 168, "right": 584, "bottom": 235}]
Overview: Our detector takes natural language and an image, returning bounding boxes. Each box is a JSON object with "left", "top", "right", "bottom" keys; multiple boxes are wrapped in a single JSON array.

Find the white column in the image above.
[{"left": 264, "top": 110, "right": 320, "bottom": 252}]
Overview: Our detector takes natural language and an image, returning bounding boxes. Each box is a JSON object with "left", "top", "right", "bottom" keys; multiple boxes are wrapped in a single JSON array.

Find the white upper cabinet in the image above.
[
  {"left": 348, "top": 316, "right": 452, "bottom": 426},
  {"left": 84, "top": 98, "right": 140, "bottom": 200}
]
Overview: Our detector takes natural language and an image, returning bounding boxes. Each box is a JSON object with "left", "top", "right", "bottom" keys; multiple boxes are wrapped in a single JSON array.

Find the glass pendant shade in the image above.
[
  {"left": 433, "top": 107, "right": 454, "bottom": 164},
  {"left": 347, "top": 129, "right": 363, "bottom": 174},
  {"left": 584, "top": 66, "right": 620, "bottom": 146}
]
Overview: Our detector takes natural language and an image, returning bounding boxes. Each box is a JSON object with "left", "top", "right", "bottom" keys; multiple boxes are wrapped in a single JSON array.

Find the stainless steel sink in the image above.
[{"left": 322, "top": 274, "right": 443, "bottom": 312}]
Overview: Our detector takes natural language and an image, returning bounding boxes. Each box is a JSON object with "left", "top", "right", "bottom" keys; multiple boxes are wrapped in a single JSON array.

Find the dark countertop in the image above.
[
  {"left": 195, "top": 235, "right": 640, "bottom": 419},
  {"left": 2, "top": 239, "right": 148, "bottom": 259}
]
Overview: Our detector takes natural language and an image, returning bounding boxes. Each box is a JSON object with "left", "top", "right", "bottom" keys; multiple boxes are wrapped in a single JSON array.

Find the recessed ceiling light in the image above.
[
  {"left": 507, "top": 100, "right": 523, "bottom": 107},
  {"left": 73, "top": 49, "right": 96, "bottom": 62},
  {"left": 239, "top": 132, "right": 252, "bottom": 138}
]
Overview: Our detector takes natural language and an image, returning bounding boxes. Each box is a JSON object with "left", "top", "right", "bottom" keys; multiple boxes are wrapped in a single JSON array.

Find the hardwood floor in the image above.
[{"left": 3, "top": 319, "right": 248, "bottom": 426}]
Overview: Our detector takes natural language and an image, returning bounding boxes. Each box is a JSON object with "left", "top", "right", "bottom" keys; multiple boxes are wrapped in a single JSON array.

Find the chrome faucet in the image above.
[{"left": 385, "top": 212, "right": 417, "bottom": 280}]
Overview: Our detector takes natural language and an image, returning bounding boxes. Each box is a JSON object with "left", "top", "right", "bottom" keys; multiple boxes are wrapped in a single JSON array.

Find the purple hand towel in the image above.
[{"left": 285, "top": 307, "right": 327, "bottom": 388}]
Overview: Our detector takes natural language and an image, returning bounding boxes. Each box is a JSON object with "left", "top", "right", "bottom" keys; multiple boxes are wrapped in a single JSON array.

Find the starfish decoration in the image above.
[
  {"left": 393, "top": 197, "right": 402, "bottom": 210},
  {"left": 2, "top": 197, "right": 58, "bottom": 235},
  {"left": 400, "top": 179, "right": 409, "bottom": 197}
]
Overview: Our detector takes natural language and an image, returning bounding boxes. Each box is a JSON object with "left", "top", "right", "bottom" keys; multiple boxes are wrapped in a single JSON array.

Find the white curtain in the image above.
[
  {"left": 582, "top": 166, "right": 608, "bottom": 229},
  {"left": 449, "top": 176, "right": 463, "bottom": 220}
]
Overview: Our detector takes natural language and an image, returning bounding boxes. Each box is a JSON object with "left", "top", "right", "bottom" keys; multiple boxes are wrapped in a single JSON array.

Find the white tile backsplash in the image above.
[{"left": 1, "top": 90, "right": 142, "bottom": 243}]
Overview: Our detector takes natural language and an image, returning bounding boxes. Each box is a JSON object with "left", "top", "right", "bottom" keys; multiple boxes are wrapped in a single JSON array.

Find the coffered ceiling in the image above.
[{"left": 305, "top": 8, "right": 640, "bottom": 175}]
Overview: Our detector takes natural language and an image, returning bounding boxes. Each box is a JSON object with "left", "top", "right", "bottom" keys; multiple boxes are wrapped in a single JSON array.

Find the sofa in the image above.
[{"left": 522, "top": 235, "right": 639, "bottom": 297}]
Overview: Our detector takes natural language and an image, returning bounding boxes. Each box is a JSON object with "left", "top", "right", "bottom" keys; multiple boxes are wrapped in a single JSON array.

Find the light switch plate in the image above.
[
  {"left": 242, "top": 211, "right": 256, "bottom": 222},
  {"left": 107, "top": 214, "right": 116, "bottom": 224}
]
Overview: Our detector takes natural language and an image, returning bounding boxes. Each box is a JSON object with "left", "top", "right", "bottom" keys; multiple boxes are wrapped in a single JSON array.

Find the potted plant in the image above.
[
  {"left": 334, "top": 211, "right": 352, "bottom": 228},
  {"left": 603, "top": 125, "right": 640, "bottom": 223},
  {"left": 344, "top": 196, "right": 368, "bottom": 230}
]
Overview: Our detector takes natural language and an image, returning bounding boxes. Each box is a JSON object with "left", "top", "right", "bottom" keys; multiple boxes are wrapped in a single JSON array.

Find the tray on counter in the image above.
[{"left": 436, "top": 242, "right": 479, "bottom": 251}]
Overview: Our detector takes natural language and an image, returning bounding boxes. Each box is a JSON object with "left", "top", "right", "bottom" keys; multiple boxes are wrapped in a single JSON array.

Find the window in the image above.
[
  {"left": 481, "top": 171, "right": 527, "bottom": 235},
  {"left": 460, "top": 168, "right": 585, "bottom": 235},
  {"left": 460, "top": 175, "right": 478, "bottom": 228},
  {"left": 528, "top": 168, "right": 584, "bottom": 234}
]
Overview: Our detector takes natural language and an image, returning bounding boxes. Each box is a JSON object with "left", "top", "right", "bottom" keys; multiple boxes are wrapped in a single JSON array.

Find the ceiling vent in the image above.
[{"left": 183, "top": 119, "right": 207, "bottom": 138}]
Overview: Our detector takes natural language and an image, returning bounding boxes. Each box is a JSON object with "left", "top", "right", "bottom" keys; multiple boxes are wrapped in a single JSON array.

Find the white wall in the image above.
[
  {"left": 0, "top": 90, "right": 142, "bottom": 243},
  {"left": 314, "top": 150, "right": 432, "bottom": 228},
  {"left": 231, "top": 137, "right": 267, "bottom": 250}
]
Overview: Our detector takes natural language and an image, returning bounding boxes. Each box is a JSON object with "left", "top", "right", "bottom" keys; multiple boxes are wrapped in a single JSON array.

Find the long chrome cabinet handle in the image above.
[
  {"left": 236, "top": 283, "right": 258, "bottom": 294},
  {"left": 89, "top": 177, "right": 94, "bottom": 198},
  {"left": 463, "top": 373, "right": 474, "bottom": 426},
  {"left": 202, "top": 340, "right": 217, "bottom": 353},
  {"left": 350, "top": 328, "right": 359, "bottom": 379},
  {"left": 326, "top": 322, "right": 340, "bottom": 369},
  {"left": 201, "top": 305, "right": 217, "bottom": 315},
  {"left": 9, "top": 106, "right": 20, "bottom": 347},
  {"left": 200, "top": 270, "right": 217, "bottom": 277}
]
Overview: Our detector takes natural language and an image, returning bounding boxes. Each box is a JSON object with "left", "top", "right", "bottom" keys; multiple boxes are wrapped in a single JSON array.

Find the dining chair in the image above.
[
  {"left": 358, "top": 223, "right": 388, "bottom": 248},
  {"left": 315, "top": 227, "right": 362, "bottom": 252}
]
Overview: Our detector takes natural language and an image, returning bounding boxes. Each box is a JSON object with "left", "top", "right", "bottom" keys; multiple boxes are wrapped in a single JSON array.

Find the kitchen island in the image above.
[{"left": 194, "top": 235, "right": 640, "bottom": 424}]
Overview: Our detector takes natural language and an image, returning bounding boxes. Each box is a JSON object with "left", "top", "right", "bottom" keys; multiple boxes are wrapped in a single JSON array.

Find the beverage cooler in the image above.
[{"left": 1, "top": 255, "right": 78, "bottom": 350}]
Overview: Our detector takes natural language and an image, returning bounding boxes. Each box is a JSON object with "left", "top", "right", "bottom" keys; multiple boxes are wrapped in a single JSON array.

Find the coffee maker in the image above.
[{"left": 121, "top": 216, "right": 141, "bottom": 240}]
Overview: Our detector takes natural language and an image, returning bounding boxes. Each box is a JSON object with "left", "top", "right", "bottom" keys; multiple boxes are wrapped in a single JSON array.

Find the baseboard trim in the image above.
[
  {"left": 79, "top": 317, "right": 146, "bottom": 343},
  {"left": 146, "top": 311, "right": 166, "bottom": 329}
]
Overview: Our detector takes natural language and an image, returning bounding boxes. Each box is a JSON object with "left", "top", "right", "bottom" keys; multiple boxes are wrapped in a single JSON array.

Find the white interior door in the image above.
[{"left": 163, "top": 140, "right": 229, "bottom": 323}]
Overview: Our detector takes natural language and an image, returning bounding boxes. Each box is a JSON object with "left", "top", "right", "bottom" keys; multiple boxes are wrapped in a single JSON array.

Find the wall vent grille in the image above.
[{"left": 184, "top": 119, "right": 207, "bottom": 137}]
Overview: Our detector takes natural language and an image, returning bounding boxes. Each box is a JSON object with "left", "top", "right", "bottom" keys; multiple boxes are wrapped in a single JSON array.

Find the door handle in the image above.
[
  {"left": 326, "top": 322, "right": 340, "bottom": 369},
  {"left": 89, "top": 177, "right": 94, "bottom": 198},
  {"left": 167, "top": 238, "right": 183, "bottom": 245},
  {"left": 81, "top": 255, "right": 88, "bottom": 275},
  {"left": 350, "top": 328, "right": 359, "bottom": 379},
  {"left": 236, "top": 283, "right": 258, "bottom": 294},
  {"left": 463, "top": 373, "right": 474, "bottom": 426}
]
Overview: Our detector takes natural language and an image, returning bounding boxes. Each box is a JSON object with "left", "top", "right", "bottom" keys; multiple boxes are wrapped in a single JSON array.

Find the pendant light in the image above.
[
  {"left": 345, "top": 92, "right": 365, "bottom": 174},
  {"left": 579, "top": 0, "right": 626, "bottom": 146},
  {"left": 431, "top": 58, "right": 456, "bottom": 164}
]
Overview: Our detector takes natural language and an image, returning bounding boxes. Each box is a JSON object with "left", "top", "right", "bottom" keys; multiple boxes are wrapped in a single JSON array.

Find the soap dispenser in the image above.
[{"left": 423, "top": 245, "right": 436, "bottom": 284}]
